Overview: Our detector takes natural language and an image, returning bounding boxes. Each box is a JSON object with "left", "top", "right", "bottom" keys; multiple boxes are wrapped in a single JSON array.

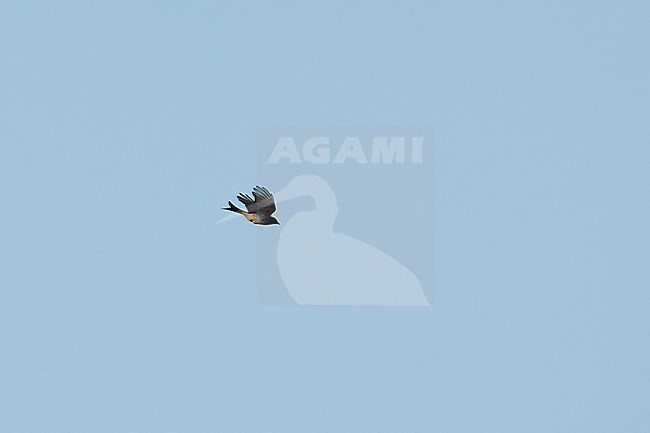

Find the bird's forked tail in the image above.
[{"left": 222, "top": 201, "right": 243, "bottom": 214}]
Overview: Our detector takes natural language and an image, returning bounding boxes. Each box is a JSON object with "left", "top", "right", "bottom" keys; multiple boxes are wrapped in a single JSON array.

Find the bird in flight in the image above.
[{"left": 222, "top": 186, "right": 280, "bottom": 225}]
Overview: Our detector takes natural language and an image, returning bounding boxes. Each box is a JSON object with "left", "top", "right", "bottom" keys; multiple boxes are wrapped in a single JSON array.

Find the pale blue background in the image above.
[{"left": 1, "top": 2, "right": 648, "bottom": 432}]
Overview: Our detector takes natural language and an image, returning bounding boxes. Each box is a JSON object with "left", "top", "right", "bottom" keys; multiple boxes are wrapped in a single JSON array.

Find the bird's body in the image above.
[{"left": 222, "top": 186, "right": 280, "bottom": 225}]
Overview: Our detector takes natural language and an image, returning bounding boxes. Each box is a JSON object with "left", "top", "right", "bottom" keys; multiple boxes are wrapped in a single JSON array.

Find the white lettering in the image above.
[
  {"left": 302, "top": 137, "right": 330, "bottom": 164},
  {"left": 333, "top": 137, "right": 367, "bottom": 164},
  {"left": 267, "top": 137, "right": 301, "bottom": 163},
  {"left": 371, "top": 137, "right": 406, "bottom": 163}
]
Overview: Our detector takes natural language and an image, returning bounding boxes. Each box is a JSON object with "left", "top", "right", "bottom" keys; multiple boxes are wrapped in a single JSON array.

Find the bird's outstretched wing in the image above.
[{"left": 237, "top": 186, "right": 277, "bottom": 216}]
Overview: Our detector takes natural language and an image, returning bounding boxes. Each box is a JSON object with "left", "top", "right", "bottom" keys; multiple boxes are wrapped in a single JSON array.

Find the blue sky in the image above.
[{"left": 1, "top": 2, "right": 648, "bottom": 432}]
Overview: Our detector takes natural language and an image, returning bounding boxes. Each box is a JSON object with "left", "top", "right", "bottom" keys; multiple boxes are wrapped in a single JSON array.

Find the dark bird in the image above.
[{"left": 222, "top": 186, "right": 280, "bottom": 225}]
